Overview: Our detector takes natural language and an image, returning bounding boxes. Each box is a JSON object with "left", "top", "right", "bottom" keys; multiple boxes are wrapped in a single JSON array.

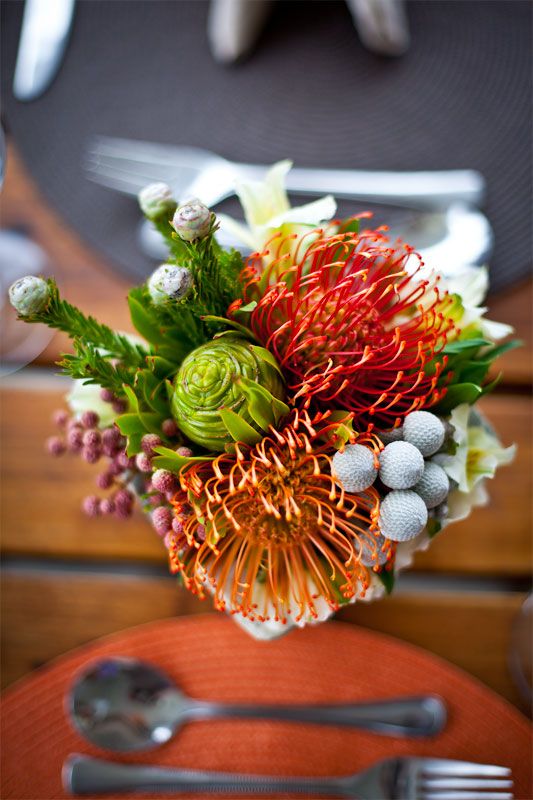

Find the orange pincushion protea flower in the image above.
[
  {"left": 239, "top": 224, "right": 456, "bottom": 429},
  {"left": 166, "top": 410, "right": 390, "bottom": 624}
]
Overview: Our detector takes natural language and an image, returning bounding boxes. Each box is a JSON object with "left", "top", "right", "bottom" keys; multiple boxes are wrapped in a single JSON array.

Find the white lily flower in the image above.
[
  {"left": 433, "top": 404, "right": 515, "bottom": 523},
  {"left": 67, "top": 381, "right": 118, "bottom": 429},
  {"left": 443, "top": 265, "right": 514, "bottom": 342},
  {"left": 218, "top": 160, "right": 336, "bottom": 253}
]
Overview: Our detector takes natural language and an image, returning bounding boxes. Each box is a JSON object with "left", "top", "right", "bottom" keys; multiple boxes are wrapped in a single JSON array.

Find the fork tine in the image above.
[
  {"left": 88, "top": 136, "right": 207, "bottom": 170},
  {"left": 86, "top": 156, "right": 170, "bottom": 187},
  {"left": 84, "top": 164, "right": 146, "bottom": 195},
  {"left": 423, "top": 779, "right": 513, "bottom": 790},
  {"left": 422, "top": 760, "right": 512, "bottom": 777},
  {"left": 420, "top": 793, "right": 513, "bottom": 800}
]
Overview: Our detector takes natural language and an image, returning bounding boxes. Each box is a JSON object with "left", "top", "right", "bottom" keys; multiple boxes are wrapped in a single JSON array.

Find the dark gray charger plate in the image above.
[{"left": 1, "top": 0, "right": 531, "bottom": 292}]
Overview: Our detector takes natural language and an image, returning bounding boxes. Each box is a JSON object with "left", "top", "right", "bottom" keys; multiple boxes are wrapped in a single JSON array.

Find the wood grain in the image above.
[
  {"left": 2, "top": 145, "right": 532, "bottom": 385},
  {"left": 1, "top": 384, "right": 530, "bottom": 574},
  {"left": 1, "top": 570, "right": 527, "bottom": 709}
]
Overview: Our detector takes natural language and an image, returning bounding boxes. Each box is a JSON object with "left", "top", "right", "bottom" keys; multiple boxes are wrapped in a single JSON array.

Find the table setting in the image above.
[{"left": 0, "top": 1, "right": 531, "bottom": 798}]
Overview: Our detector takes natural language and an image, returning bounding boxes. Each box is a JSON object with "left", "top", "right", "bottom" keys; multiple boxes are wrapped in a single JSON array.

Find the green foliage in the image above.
[
  {"left": 376, "top": 567, "right": 395, "bottom": 595},
  {"left": 58, "top": 340, "right": 134, "bottom": 396},
  {"left": 426, "top": 518, "right": 442, "bottom": 539},
  {"left": 28, "top": 279, "right": 149, "bottom": 367},
  {"left": 433, "top": 336, "right": 521, "bottom": 415}
]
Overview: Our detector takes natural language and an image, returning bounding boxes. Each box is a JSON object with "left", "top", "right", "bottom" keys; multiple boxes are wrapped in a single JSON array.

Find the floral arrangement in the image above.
[{"left": 9, "top": 162, "right": 516, "bottom": 639}]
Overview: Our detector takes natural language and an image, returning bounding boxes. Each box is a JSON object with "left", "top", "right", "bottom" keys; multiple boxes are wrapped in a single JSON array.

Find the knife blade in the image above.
[{"left": 13, "top": 0, "right": 75, "bottom": 102}]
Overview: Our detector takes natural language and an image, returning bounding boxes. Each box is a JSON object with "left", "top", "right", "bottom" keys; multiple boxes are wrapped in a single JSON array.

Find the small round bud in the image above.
[
  {"left": 8, "top": 276, "right": 49, "bottom": 316},
  {"left": 379, "top": 441, "right": 424, "bottom": 490},
  {"left": 141, "top": 433, "right": 162, "bottom": 456},
  {"left": 172, "top": 198, "right": 211, "bottom": 242},
  {"left": 149, "top": 493, "right": 166, "bottom": 507},
  {"left": 52, "top": 409, "right": 69, "bottom": 428},
  {"left": 112, "top": 398, "right": 127, "bottom": 414},
  {"left": 176, "top": 446, "right": 193, "bottom": 458},
  {"left": 116, "top": 451, "right": 136, "bottom": 470},
  {"left": 82, "top": 429, "right": 101, "bottom": 448},
  {"left": 99, "top": 388, "right": 115, "bottom": 403},
  {"left": 152, "top": 506, "right": 172, "bottom": 536},
  {"left": 148, "top": 264, "right": 193, "bottom": 305},
  {"left": 331, "top": 444, "right": 378, "bottom": 493},
  {"left": 403, "top": 410, "right": 446, "bottom": 457},
  {"left": 138, "top": 182, "right": 176, "bottom": 220},
  {"left": 379, "top": 490, "right": 428, "bottom": 542},
  {"left": 46, "top": 436, "right": 65, "bottom": 456},
  {"left": 152, "top": 469, "right": 178, "bottom": 494},
  {"left": 358, "top": 531, "right": 391, "bottom": 568},
  {"left": 82, "top": 495, "right": 100, "bottom": 517},
  {"left": 115, "top": 503, "right": 133, "bottom": 519},
  {"left": 172, "top": 517, "right": 184, "bottom": 535},
  {"left": 377, "top": 426, "right": 403, "bottom": 445},
  {"left": 82, "top": 446, "right": 101, "bottom": 464},
  {"left": 96, "top": 471, "right": 113, "bottom": 490},
  {"left": 115, "top": 488, "right": 134, "bottom": 510},
  {"left": 413, "top": 461, "right": 450, "bottom": 509},
  {"left": 67, "top": 428, "right": 83, "bottom": 452},
  {"left": 99, "top": 497, "right": 115, "bottom": 515},
  {"left": 81, "top": 410, "right": 99, "bottom": 429},
  {"left": 135, "top": 452, "right": 152, "bottom": 472},
  {"left": 161, "top": 418, "right": 178, "bottom": 437}
]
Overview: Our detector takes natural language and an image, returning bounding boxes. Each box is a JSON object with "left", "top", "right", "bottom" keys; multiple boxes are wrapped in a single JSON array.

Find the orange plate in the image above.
[{"left": 1, "top": 615, "right": 531, "bottom": 799}]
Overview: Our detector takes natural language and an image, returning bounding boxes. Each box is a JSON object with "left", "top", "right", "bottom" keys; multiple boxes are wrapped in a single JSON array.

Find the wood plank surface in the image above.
[
  {"left": 1, "top": 383, "right": 530, "bottom": 575},
  {"left": 1, "top": 569, "right": 527, "bottom": 710},
  {"left": 2, "top": 145, "right": 532, "bottom": 386}
]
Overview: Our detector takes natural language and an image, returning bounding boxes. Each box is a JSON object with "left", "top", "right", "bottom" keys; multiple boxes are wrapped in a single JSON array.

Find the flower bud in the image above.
[
  {"left": 147, "top": 264, "right": 193, "bottom": 305},
  {"left": 172, "top": 198, "right": 211, "bottom": 242},
  {"left": 9, "top": 276, "right": 49, "bottom": 316},
  {"left": 138, "top": 182, "right": 176, "bottom": 220}
]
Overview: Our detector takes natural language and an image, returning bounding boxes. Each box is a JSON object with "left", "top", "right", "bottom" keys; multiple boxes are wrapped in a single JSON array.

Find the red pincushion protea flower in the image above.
[
  {"left": 165, "top": 410, "right": 389, "bottom": 624},
  {"left": 239, "top": 224, "right": 456, "bottom": 429}
]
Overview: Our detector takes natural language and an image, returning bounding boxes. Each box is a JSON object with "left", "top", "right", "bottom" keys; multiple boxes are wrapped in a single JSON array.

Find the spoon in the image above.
[{"left": 68, "top": 657, "right": 446, "bottom": 752}]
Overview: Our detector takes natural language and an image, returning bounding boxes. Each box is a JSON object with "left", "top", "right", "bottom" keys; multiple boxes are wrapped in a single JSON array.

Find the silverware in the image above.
[
  {"left": 85, "top": 136, "right": 485, "bottom": 210},
  {"left": 346, "top": 0, "right": 410, "bottom": 56},
  {"left": 68, "top": 657, "right": 446, "bottom": 753},
  {"left": 207, "top": 0, "right": 274, "bottom": 64},
  {"left": 64, "top": 754, "right": 513, "bottom": 798},
  {"left": 139, "top": 203, "right": 493, "bottom": 278},
  {"left": 13, "top": 0, "right": 75, "bottom": 102}
]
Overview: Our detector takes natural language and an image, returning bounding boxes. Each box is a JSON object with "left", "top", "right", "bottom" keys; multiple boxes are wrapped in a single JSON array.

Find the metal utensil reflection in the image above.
[{"left": 68, "top": 657, "right": 446, "bottom": 752}]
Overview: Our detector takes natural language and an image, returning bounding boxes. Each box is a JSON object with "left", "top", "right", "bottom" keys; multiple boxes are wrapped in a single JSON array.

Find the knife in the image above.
[{"left": 13, "top": 0, "right": 75, "bottom": 102}]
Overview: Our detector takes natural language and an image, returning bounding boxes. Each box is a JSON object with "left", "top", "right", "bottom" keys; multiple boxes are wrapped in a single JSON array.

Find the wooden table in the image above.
[{"left": 1, "top": 145, "right": 531, "bottom": 711}]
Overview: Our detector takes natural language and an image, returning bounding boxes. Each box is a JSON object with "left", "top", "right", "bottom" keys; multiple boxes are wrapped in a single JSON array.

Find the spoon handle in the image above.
[{"left": 185, "top": 694, "right": 446, "bottom": 737}]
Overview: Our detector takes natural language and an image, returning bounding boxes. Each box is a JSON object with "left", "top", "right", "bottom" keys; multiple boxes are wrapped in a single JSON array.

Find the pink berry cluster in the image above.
[{"left": 45, "top": 390, "right": 192, "bottom": 534}]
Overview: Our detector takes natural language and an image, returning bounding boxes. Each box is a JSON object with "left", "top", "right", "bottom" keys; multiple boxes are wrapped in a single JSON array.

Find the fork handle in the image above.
[
  {"left": 64, "top": 755, "right": 347, "bottom": 796},
  {"left": 239, "top": 164, "right": 485, "bottom": 209}
]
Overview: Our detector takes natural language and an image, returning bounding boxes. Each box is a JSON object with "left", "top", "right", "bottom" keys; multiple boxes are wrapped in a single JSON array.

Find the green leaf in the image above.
[
  {"left": 203, "top": 315, "right": 259, "bottom": 342},
  {"left": 219, "top": 407, "right": 262, "bottom": 445},
  {"left": 236, "top": 300, "right": 258, "bottom": 313},
  {"left": 116, "top": 413, "right": 146, "bottom": 435},
  {"left": 126, "top": 431, "right": 143, "bottom": 456},
  {"left": 152, "top": 445, "right": 212, "bottom": 473},
  {"left": 426, "top": 519, "right": 442, "bottom": 539},
  {"left": 123, "top": 384, "right": 139, "bottom": 413},
  {"left": 376, "top": 568, "right": 395, "bottom": 595},
  {"left": 434, "top": 382, "right": 482, "bottom": 415},
  {"left": 443, "top": 338, "right": 490, "bottom": 354},
  {"left": 250, "top": 345, "right": 284, "bottom": 378},
  {"left": 128, "top": 295, "right": 166, "bottom": 345}
]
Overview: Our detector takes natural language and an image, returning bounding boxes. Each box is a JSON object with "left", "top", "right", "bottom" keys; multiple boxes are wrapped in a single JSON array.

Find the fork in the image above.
[
  {"left": 64, "top": 754, "right": 513, "bottom": 798},
  {"left": 85, "top": 136, "right": 485, "bottom": 210}
]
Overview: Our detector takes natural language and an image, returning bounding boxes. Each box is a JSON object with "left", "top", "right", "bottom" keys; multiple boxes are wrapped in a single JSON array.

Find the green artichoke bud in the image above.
[
  {"left": 138, "top": 182, "right": 176, "bottom": 220},
  {"left": 172, "top": 198, "right": 211, "bottom": 242},
  {"left": 9, "top": 275, "right": 49, "bottom": 316},
  {"left": 171, "top": 337, "right": 288, "bottom": 451}
]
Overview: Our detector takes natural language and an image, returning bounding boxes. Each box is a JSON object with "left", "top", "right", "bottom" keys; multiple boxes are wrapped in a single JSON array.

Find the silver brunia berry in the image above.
[
  {"left": 403, "top": 410, "right": 445, "bottom": 457},
  {"left": 378, "top": 440, "right": 424, "bottom": 490},
  {"left": 379, "top": 490, "right": 428, "bottom": 542},
  {"left": 331, "top": 443, "right": 378, "bottom": 493},
  {"left": 9, "top": 275, "right": 49, "bottom": 316},
  {"left": 148, "top": 264, "right": 193, "bottom": 305}
]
